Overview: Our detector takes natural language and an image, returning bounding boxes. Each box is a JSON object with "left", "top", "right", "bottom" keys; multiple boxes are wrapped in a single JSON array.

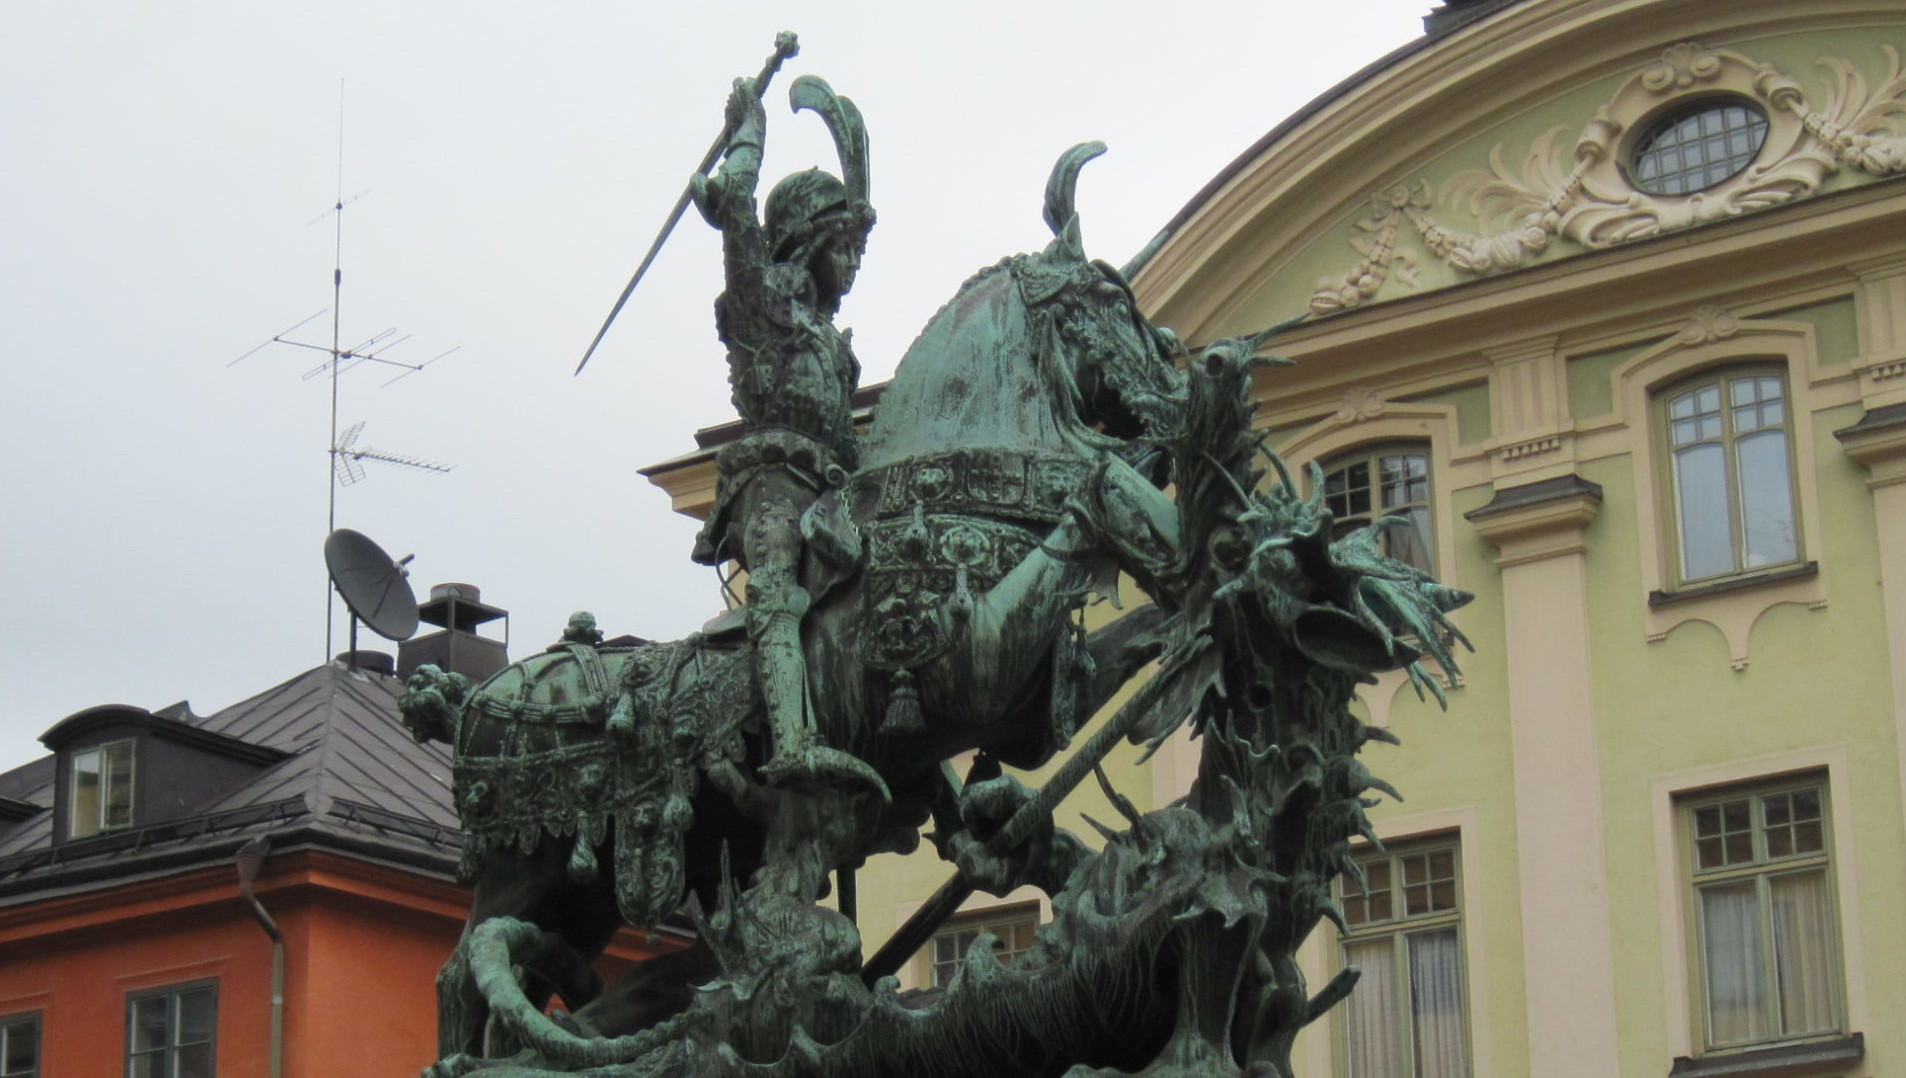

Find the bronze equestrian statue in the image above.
[{"left": 401, "top": 40, "right": 1472, "bottom": 1078}]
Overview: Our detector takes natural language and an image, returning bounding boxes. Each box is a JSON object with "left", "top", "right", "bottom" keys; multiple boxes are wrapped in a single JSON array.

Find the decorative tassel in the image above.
[
  {"left": 567, "top": 821, "right": 599, "bottom": 884},
  {"left": 880, "top": 669, "right": 925, "bottom": 737}
]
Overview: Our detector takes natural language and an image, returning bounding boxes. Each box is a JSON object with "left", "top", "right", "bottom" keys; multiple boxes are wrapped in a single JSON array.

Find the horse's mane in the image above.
[{"left": 905, "top": 255, "right": 1019, "bottom": 337}]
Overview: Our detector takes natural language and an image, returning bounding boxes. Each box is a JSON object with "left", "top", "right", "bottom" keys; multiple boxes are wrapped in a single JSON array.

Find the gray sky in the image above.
[{"left": 0, "top": 1, "right": 1429, "bottom": 772}]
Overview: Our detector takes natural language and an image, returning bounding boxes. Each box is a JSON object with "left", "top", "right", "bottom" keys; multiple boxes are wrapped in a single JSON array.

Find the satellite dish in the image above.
[{"left": 323, "top": 529, "right": 419, "bottom": 642}]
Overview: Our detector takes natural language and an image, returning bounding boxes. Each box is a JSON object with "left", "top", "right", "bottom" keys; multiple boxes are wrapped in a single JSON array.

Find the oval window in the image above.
[{"left": 1629, "top": 99, "right": 1770, "bottom": 196}]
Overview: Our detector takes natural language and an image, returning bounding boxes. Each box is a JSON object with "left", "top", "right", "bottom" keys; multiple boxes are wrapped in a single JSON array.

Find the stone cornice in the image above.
[
  {"left": 1837, "top": 403, "right": 1906, "bottom": 488},
  {"left": 1465, "top": 474, "right": 1604, "bottom": 566}
]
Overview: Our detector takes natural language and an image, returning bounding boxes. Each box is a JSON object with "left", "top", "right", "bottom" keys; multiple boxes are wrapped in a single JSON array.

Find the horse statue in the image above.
[{"left": 401, "top": 59, "right": 1473, "bottom": 1078}]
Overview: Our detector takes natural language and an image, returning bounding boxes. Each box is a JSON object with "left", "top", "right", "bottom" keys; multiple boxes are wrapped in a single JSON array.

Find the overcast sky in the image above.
[{"left": 0, "top": 1, "right": 1430, "bottom": 772}]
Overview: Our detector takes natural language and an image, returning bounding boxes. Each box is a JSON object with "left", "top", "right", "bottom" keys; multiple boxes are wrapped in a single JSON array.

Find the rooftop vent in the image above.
[
  {"left": 335, "top": 650, "right": 396, "bottom": 675},
  {"left": 397, "top": 582, "right": 509, "bottom": 683}
]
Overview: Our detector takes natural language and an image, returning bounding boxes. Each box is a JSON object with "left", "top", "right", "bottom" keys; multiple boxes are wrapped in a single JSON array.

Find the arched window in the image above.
[
  {"left": 1657, "top": 366, "right": 1800, "bottom": 585},
  {"left": 1322, "top": 443, "right": 1435, "bottom": 574}
]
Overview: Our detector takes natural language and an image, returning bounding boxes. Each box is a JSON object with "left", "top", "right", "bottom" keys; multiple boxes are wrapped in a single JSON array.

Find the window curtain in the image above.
[
  {"left": 1770, "top": 870, "right": 1837, "bottom": 1035},
  {"left": 1410, "top": 929, "right": 1468, "bottom": 1077},
  {"left": 1701, "top": 881, "right": 1768, "bottom": 1045},
  {"left": 1345, "top": 938, "right": 1400, "bottom": 1077}
]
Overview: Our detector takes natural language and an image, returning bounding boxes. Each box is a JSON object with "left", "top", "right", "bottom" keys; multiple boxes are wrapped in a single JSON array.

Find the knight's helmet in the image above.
[{"left": 765, "top": 75, "right": 874, "bottom": 265}]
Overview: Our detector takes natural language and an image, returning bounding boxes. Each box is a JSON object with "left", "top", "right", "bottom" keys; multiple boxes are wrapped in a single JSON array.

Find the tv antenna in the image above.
[
  {"left": 332, "top": 420, "right": 453, "bottom": 487},
  {"left": 230, "top": 81, "right": 459, "bottom": 658}
]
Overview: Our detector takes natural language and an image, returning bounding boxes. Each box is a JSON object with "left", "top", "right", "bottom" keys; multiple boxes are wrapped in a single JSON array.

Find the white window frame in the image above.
[
  {"left": 1334, "top": 834, "right": 1472, "bottom": 1078},
  {"left": 1650, "top": 749, "right": 1869, "bottom": 1063},
  {"left": 1652, "top": 364, "right": 1805, "bottom": 589},
  {"left": 1678, "top": 775, "right": 1845, "bottom": 1053},
  {"left": 1320, "top": 441, "right": 1438, "bottom": 575},
  {"left": 69, "top": 738, "right": 135, "bottom": 839}
]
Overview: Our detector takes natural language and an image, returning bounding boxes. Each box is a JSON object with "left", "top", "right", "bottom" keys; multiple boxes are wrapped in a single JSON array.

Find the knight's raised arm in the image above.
[{"left": 691, "top": 78, "right": 770, "bottom": 273}]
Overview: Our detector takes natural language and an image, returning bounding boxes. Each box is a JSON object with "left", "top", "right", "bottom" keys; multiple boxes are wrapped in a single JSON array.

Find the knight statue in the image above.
[{"left": 689, "top": 71, "right": 875, "bottom": 789}]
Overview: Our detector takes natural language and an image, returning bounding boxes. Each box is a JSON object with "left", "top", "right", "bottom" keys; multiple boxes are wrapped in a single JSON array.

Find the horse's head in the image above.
[
  {"left": 859, "top": 144, "right": 1189, "bottom": 474},
  {"left": 1019, "top": 143, "right": 1188, "bottom": 454}
]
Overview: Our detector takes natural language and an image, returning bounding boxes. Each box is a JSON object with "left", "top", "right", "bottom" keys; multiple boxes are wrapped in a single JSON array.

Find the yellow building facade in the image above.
[{"left": 647, "top": 1, "right": 1906, "bottom": 1074}]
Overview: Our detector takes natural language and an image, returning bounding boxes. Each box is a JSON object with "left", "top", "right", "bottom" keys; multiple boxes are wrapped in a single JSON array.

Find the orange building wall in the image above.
[
  {"left": 0, "top": 849, "right": 688, "bottom": 1076},
  {"left": 0, "top": 852, "right": 466, "bottom": 1077}
]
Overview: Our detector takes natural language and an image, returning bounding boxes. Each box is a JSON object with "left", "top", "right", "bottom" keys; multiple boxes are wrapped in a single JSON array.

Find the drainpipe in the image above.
[{"left": 235, "top": 836, "right": 285, "bottom": 1078}]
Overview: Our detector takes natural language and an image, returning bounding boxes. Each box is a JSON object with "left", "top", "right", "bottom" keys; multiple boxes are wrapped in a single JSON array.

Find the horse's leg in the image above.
[
  {"left": 437, "top": 841, "right": 584, "bottom": 1058},
  {"left": 960, "top": 455, "right": 1181, "bottom": 719},
  {"left": 956, "top": 517, "right": 1098, "bottom": 717}
]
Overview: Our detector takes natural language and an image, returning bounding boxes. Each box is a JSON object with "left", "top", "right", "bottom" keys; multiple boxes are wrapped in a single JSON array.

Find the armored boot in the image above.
[{"left": 747, "top": 565, "right": 886, "bottom": 796}]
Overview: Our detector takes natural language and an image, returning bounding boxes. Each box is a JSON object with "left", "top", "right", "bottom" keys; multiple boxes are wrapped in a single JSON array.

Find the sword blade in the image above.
[{"left": 574, "top": 31, "right": 799, "bottom": 376}]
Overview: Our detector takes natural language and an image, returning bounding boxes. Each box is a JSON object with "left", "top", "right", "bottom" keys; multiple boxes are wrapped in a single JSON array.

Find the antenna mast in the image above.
[{"left": 231, "top": 81, "right": 459, "bottom": 660}]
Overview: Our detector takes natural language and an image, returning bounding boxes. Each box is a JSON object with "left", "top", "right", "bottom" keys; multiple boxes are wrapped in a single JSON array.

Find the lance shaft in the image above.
[
  {"left": 860, "top": 670, "right": 1167, "bottom": 985},
  {"left": 574, "top": 31, "right": 799, "bottom": 376}
]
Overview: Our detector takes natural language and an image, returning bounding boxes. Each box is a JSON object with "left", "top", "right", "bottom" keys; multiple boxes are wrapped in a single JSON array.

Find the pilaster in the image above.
[
  {"left": 1482, "top": 337, "right": 1579, "bottom": 486},
  {"left": 1465, "top": 476, "right": 1620, "bottom": 1077},
  {"left": 1836, "top": 405, "right": 1906, "bottom": 857},
  {"left": 1852, "top": 255, "right": 1906, "bottom": 410}
]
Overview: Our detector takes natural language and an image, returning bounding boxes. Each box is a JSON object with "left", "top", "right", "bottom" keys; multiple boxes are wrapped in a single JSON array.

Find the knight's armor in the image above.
[
  {"left": 688, "top": 73, "right": 875, "bottom": 786},
  {"left": 689, "top": 265, "right": 862, "bottom": 568}
]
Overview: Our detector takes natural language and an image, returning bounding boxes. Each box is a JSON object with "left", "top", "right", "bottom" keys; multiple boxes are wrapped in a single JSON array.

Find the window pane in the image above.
[
  {"left": 3, "top": 1020, "right": 38, "bottom": 1077},
  {"left": 1770, "top": 871, "right": 1838, "bottom": 1036},
  {"left": 1700, "top": 881, "right": 1769, "bottom": 1046},
  {"left": 175, "top": 1042, "right": 215, "bottom": 1078},
  {"left": 177, "top": 989, "right": 215, "bottom": 1044},
  {"left": 131, "top": 996, "right": 170, "bottom": 1053},
  {"left": 1384, "top": 506, "right": 1434, "bottom": 574},
  {"left": 1694, "top": 805, "right": 1722, "bottom": 838},
  {"left": 127, "top": 1054, "right": 163, "bottom": 1078},
  {"left": 72, "top": 748, "right": 102, "bottom": 837},
  {"left": 1736, "top": 431, "right": 1796, "bottom": 569},
  {"left": 932, "top": 930, "right": 975, "bottom": 987},
  {"left": 1344, "top": 890, "right": 1370, "bottom": 926},
  {"left": 1695, "top": 798, "right": 1755, "bottom": 870},
  {"left": 104, "top": 742, "right": 134, "bottom": 830},
  {"left": 1326, "top": 461, "right": 1372, "bottom": 521},
  {"left": 1367, "top": 882, "right": 1394, "bottom": 924},
  {"left": 1674, "top": 442, "right": 1733, "bottom": 579},
  {"left": 1408, "top": 929, "right": 1469, "bottom": 1078},
  {"left": 1344, "top": 937, "right": 1400, "bottom": 1078}
]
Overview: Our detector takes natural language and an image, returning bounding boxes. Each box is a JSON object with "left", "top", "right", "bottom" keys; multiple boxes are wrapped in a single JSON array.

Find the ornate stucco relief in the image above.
[
  {"left": 1309, "top": 44, "right": 1906, "bottom": 314},
  {"left": 1332, "top": 385, "right": 1389, "bottom": 423}
]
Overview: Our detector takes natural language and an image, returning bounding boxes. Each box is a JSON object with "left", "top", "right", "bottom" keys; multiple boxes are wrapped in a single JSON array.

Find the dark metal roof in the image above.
[{"left": 0, "top": 660, "right": 462, "bottom": 903}]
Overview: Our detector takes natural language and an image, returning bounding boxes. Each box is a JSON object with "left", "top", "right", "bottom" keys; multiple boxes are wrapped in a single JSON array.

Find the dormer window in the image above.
[{"left": 69, "top": 739, "right": 133, "bottom": 838}]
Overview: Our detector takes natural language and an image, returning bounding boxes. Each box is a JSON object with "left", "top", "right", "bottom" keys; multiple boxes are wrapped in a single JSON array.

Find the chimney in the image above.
[{"left": 397, "top": 582, "right": 509, "bottom": 682}]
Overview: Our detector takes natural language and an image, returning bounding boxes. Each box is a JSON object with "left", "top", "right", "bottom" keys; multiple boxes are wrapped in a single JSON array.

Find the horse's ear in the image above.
[
  {"left": 1043, "top": 141, "right": 1106, "bottom": 257},
  {"left": 1043, "top": 215, "right": 1086, "bottom": 264}
]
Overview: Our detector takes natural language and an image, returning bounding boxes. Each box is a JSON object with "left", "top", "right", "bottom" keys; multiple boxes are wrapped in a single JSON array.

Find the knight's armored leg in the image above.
[
  {"left": 740, "top": 485, "right": 885, "bottom": 791},
  {"left": 747, "top": 558, "right": 820, "bottom": 782}
]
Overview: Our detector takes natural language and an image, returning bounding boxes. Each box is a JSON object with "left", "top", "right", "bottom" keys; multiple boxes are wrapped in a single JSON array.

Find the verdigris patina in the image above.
[{"left": 400, "top": 36, "right": 1471, "bottom": 1078}]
